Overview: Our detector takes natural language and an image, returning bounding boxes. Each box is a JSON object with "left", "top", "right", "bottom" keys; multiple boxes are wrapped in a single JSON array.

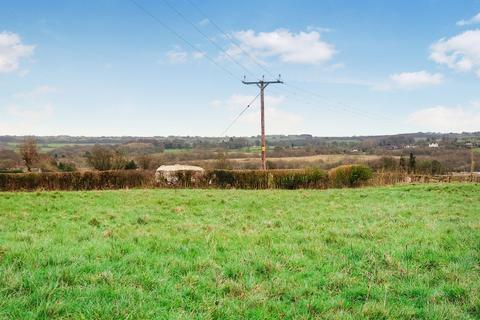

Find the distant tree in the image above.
[
  {"left": 408, "top": 153, "right": 416, "bottom": 174},
  {"left": 399, "top": 155, "right": 406, "bottom": 171},
  {"left": 124, "top": 160, "right": 138, "bottom": 170},
  {"left": 417, "top": 159, "right": 445, "bottom": 175},
  {"left": 86, "top": 145, "right": 114, "bottom": 171},
  {"left": 0, "top": 150, "right": 22, "bottom": 169},
  {"left": 37, "top": 154, "right": 58, "bottom": 172},
  {"left": 111, "top": 151, "right": 128, "bottom": 170},
  {"left": 137, "top": 155, "right": 153, "bottom": 170},
  {"left": 20, "top": 137, "right": 39, "bottom": 172},
  {"left": 380, "top": 156, "right": 397, "bottom": 171},
  {"left": 431, "top": 160, "right": 444, "bottom": 175},
  {"left": 214, "top": 150, "right": 232, "bottom": 170}
]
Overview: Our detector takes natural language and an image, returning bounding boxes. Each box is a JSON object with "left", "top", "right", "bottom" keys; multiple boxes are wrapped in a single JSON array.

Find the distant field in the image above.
[
  {"left": 266, "top": 154, "right": 384, "bottom": 163},
  {"left": 194, "top": 154, "right": 386, "bottom": 166},
  {"left": 1, "top": 184, "right": 479, "bottom": 319},
  {"left": 4, "top": 142, "right": 95, "bottom": 152}
]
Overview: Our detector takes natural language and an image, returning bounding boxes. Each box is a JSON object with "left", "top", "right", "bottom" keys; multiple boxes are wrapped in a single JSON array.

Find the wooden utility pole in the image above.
[
  {"left": 471, "top": 144, "right": 476, "bottom": 174},
  {"left": 243, "top": 76, "right": 283, "bottom": 170}
]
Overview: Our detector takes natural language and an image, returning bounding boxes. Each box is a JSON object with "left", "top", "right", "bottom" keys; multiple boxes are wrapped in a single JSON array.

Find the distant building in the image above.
[{"left": 428, "top": 143, "right": 439, "bottom": 148}]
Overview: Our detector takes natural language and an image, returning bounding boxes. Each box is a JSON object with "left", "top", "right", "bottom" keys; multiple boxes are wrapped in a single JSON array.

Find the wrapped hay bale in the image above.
[{"left": 155, "top": 164, "right": 205, "bottom": 186}]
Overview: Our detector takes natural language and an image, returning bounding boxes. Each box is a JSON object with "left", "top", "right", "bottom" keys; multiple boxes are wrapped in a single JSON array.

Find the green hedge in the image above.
[
  {"left": 328, "top": 165, "right": 373, "bottom": 188},
  {"left": 205, "top": 169, "right": 328, "bottom": 189}
]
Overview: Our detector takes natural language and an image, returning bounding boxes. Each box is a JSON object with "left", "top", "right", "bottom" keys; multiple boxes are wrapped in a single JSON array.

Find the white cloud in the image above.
[
  {"left": 390, "top": 71, "right": 444, "bottom": 89},
  {"left": 457, "top": 13, "right": 480, "bottom": 26},
  {"left": 164, "top": 46, "right": 205, "bottom": 64},
  {"left": 213, "top": 93, "right": 303, "bottom": 134},
  {"left": 372, "top": 71, "right": 443, "bottom": 91},
  {"left": 1, "top": 84, "right": 58, "bottom": 135},
  {"left": 198, "top": 18, "right": 210, "bottom": 27},
  {"left": 242, "top": 105, "right": 303, "bottom": 134},
  {"left": 192, "top": 51, "right": 206, "bottom": 59},
  {"left": 0, "top": 31, "right": 34, "bottom": 73},
  {"left": 408, "top": 103, "right": 480, "bottom": 132},
  {"left": 430, "top": 29, "right": 480, "bottom": 76},
  {"left": 165, "top": 47, "right": 188, "bottom": 64},
  {"left": 0, "top": 103, "right": 54, "bottom": 135},
  {"left": 210, "top": 99, "right": 222, "bottom": 108},
  {"left": 326, "top": 62, "right": 345, "bottom": 71},
  {"left": 307, "top": 26, "right": 333, "bottom": 33},
  {"left": 229, "top": 28, "right": 336, "bottom": 65},
  {"left": 212, "top": 94, "right": 284, "bottom": 111},
  {"left": 8, "top": 103, "right": 54, "bottom": 121},
  {"left": 13, "top": 85, "right": 57, "bottom": 99}
]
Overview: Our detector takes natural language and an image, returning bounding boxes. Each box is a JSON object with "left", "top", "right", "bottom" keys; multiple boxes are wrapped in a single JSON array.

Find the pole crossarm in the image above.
[{"left": 242, "top": 80, "right": 284, "bottom": 86}]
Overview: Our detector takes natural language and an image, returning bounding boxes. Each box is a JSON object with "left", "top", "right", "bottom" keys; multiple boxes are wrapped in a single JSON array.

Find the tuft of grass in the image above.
[{"left": 0, "top": 184, "right": 479, "bottom": 319}]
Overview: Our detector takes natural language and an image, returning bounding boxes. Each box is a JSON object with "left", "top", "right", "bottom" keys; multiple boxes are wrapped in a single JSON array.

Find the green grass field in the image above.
[{"left": 1, "top": 184, "right": 479, "bottom": 319}]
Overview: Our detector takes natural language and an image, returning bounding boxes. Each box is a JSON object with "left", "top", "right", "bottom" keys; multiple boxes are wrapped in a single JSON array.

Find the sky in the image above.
[{"left": 1, "top": 0, "right": 480, "bottom": 137}]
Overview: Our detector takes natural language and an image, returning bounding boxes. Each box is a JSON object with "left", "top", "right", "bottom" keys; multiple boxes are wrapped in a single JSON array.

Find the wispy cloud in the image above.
[
  {"left": 165, "top": 47, "right": 188, "bottom": 64},
  {"left": 0, "top": 31, "right": 34, "bottom": 73},
  {"left": 390, "top": 71, "right": 444, "bottom": 89},
  {"left": 198, "top": 18, "right": 210, "bottom": 27},
  {"left": 13, "top": 85, "right": 58, "bottom": 99},
  {"left": 0, "top": 103, "right": 54, "bottom": 135},
  {"left": 457, "top": 12, "right": 480, "bottom": 26},
  {"left": 192, "top": 51, "right": 206, "bottom": 59},
  {"left": 372, "top": 71, "right": 443, "bottom": 91},
  {"left": 0, "top": 85, "right": 58, "bottom": 135},
  {"left": 163, "top": 46, "right": 205, "bottom": 64}
]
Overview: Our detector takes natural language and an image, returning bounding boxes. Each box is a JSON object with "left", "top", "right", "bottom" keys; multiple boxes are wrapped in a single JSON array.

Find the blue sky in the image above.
[{"left": 1, "top": 0, "right": 480, "bottom": 137}]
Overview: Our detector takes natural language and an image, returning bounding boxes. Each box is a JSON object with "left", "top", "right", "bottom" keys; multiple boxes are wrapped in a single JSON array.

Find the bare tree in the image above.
[
  {"left": 137, "top": 154, "right": 153, "bottom": 170},
  {"left": 86, "top": 145, "right": 114, "bottom": 171},
  {"left": 111, "top": 150, "right": 128, "bottom": 170},
  {"left": 214, "top": 149, "right": 232, "bottom": 170},
  {"left": 20, "top": 137, "right": 39, "bottom": 172}
]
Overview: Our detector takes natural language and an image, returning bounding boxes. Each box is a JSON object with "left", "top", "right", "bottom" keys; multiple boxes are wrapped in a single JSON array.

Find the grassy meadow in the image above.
[{"left": 0, "top": 184, "right": 479, "bottom": 319}]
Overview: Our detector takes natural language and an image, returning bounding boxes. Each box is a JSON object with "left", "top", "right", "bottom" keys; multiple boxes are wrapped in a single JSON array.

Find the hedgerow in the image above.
[{"left": 2, "top": 166, "right": 477, "bottom": 191}]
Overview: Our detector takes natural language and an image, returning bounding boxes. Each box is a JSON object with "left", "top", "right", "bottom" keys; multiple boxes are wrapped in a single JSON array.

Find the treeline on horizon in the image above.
[
  {"left": 1, "top": 131, "right": 480, "bottom": 148},
  {"left": 0, "top": 133, "right": 479, "bottom": 174}
]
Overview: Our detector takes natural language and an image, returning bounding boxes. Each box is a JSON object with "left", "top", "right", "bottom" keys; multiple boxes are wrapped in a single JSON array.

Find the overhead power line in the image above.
[
  {"left": 182, "top": 0, "right": 395, "bottom": 123},
  {"left": 130, "top": 0, "right": 395, "bottom": 134},
  {"left": 221, "top": 92, "right": 261, "bottom": 136},
  {"left": 185, "top": 0, "right": 277, "bottom": 79},
  {"left": 129, "top": 0, "right": 241, "bottom": 82},
  {"left": 129, "top": 0, "right": 265, "bottom": 141},
  {"left": 284, "top": 82, "right": 395, "bottom": 122},
  {"left": 160, "top": 0, "right": 258, "bottom": 79},
  {"left": 268, "top": 85, "right": 377, "bottom": 122}
]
